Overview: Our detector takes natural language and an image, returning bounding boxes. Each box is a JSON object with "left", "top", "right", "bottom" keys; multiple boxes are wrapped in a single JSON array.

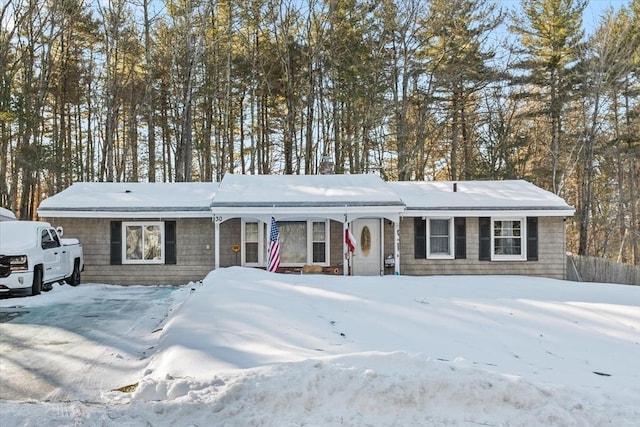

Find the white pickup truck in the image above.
[{"left": 0, "top": 221, "right": 84, "bottom": 296}]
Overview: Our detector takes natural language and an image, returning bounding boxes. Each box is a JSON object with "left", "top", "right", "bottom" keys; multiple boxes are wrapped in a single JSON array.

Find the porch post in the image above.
[
  {"left": 394, "top": 220, "right": 400, "bottom": 275},
  {"left": 343, "top": 219, "right": 348, "bottom": 276},
  {"left": 214, "top": 216, "right": 221, "bottom": 270}
]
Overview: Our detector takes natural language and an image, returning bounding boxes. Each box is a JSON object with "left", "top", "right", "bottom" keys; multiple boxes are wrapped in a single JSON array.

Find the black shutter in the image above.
[
  {"left": 527, "top": 217, "right": 538, "bottom": 261},
  {"left": 454, "top": 217, "right": 466, "bottom": 259},
  {"left": 165, "top": 221, "right": 177, "bottom": 265},
  {"left": 479, "top": 217, "right": 491, "bottom": 261},
  {"left": 110, "top": 221, "right": 122, "bottom": 265},
  {"left": 414, "top": 217, "right": 426, "bottom": 259}
]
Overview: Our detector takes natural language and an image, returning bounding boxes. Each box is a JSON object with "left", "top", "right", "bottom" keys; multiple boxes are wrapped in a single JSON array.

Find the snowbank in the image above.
[{"left": 1, "top": 267, "right": 638, "bottom": 426}]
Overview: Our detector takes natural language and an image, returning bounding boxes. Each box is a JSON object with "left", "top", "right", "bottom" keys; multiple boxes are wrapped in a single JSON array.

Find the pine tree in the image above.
[
  {"left": 424, "top": 0, "right": 502, "bottom": 180},
  {"left": 509, "top": 0, "right": 587, "bottom": 194}
]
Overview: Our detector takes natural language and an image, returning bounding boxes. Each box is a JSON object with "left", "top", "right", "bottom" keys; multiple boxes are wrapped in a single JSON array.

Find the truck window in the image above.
[
  {"left": 41, "top": 229, "right": 58, "bottom": 249},
  {"left": 49, "top": 228, "right": 61, "bottom": 246}
]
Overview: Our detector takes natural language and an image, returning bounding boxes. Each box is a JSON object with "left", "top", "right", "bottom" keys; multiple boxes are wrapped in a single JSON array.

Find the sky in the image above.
[
  {"left": 499, "top": 0, "right": 632, "bottom": 34},
  {"left": 2, "top": 0, "right": 631, "bottom": 37},
  {"left": 582, "top": 0, "right": 632, "bottom": 29},
  {"left": 484, "top": 0, "right": 633, "bottom": 52},
  {"left": 1, "top": 267, "right": 638, "bottom": 426}
]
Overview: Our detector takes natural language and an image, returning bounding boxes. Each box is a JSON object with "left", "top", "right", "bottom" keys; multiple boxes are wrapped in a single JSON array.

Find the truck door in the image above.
[
  {"left": 41, "top": 229, "right": 63, "bottom": 282},
  {"left": 49, "top": 228, "right": 67, "bottom": 279}
]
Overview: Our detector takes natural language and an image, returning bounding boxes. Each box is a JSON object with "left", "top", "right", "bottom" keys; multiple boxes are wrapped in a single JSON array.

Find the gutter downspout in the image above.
[{"left": 394, "top": 219, "right": 400, "bottom": 275}]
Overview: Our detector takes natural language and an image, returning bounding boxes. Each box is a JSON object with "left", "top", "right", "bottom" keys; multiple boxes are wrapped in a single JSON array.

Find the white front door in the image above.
[{"left": 351, "top": 219, "right": 381, "bottom": 276}]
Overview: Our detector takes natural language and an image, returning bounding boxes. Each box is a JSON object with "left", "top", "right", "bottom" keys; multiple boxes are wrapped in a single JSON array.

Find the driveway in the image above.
[{"left": 0, "top": 284, "right": 178, "bottom": 403}]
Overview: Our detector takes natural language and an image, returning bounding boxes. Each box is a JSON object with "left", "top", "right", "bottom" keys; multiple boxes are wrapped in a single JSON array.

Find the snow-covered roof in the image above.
[
  {"left": 36, "top": 176, "right": 575, "bottom": 220},
  {"left": 38, "top": 182, "right": 219, "bottom": 218},
  {"left": 211, "top": 174, "right": 406, "bottom": 222},
  {"left": 389, "top": 180, "right": 575, "bottom": 217},
  {"left": 0, "top": 206, "right": 16, "bottom": 221},
  {"left": 213, "top": 174, "right": 404, "bottom": 207}
]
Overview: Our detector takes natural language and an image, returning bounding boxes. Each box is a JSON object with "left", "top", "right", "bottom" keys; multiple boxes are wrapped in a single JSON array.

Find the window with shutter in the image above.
[
  {"left": 492, "top": 218, "right": 526, "bottom": 260},
  {"left": 427, "top": 218, "right": 454, "bottom": 259},
  {"left": 111, "top": 221, "right": 175, "bottom": 265}
]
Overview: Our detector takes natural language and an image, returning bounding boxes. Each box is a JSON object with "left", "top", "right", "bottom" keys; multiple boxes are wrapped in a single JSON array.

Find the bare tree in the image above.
[
  {"left": 576, "top": 8, "right": 639, "bottom": 257},
  {"left": 97, "top": 0, "right": 131, "bottom": 182}
]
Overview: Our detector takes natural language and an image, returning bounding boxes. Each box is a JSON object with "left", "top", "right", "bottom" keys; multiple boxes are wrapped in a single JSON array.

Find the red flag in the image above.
[
  {"left": 267, "top": 217, "right": 280, "bottom": 272},
  {"left": 345, "top": 227, "right": 357, "bottom": 253}
]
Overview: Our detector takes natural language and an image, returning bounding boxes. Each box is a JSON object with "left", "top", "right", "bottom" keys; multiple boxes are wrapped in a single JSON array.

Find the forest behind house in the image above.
[{"left": 1, "top": 0, "right": 639, "bottom": 265}]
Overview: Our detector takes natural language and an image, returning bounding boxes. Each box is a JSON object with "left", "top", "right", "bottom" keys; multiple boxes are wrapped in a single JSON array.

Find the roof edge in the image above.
[{"left": 211, "top": 201, "right": 406, "bottom": 208}]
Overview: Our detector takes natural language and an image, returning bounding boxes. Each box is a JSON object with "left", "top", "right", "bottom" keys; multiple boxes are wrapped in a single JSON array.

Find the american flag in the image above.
[{"left": 267, "top": 217, "right": 280, "bottom": 273}]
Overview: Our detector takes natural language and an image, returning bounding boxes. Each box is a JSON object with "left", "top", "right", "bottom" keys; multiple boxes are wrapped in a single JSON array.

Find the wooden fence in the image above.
[{"left": 567, "top": 255, "right": 640, "bottom": 286}]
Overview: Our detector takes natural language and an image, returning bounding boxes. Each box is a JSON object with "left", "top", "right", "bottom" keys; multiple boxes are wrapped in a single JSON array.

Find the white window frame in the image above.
[
  {"left": 242, "top": 219, "right": 330, "bottom": 267},
  {"left": 122, "top": 221, "right": 165, "bottom": 265},
  {"left": 427, "top": 217, "right": 454, "bottom": 259},
  {"left": 242, "top": 220, "right": 263, "bottom": 266},
  {"left": 278, "top": 219, "right": 330, "bottom": 267},
  {"left": 491, "top": 217, "right": 526, "bottom": 261},
  {"left": 311, "top": 221, "right": 328, "bottom": 264}
]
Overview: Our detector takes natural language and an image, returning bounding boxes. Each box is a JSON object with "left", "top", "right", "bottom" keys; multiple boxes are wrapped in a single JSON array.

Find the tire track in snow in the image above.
[{"left": 0, "top": 285, "right": 177, "bottom": 403}]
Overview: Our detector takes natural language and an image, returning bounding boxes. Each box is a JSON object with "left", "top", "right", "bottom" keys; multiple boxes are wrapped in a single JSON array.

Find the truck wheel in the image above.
[
  {"left": 31, "top": 267, "right": 42, "bottom": 296},
  {"left": 65, "top": 259, "right": 81, "bottom": 286}
]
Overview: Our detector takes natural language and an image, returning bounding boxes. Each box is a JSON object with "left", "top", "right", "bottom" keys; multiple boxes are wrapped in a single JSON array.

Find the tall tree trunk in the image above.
[
  {"left": 129, "top": 101, "right": 139, "bottom": 181},
  {"left": 630, "top": 154, "right": 639, "bottom": 265},
  {"left": 224, "top": 2, "right": 233, "bottom": 175},
  {"left": 176, "top": 82, "right": 193, "bottom": 182},
  {"left": 450, "top": 100, "right": 459, "bottom": 181},
  {"left": 625, "top": 80, "right": 638, "bottom": 264},
  {"left": 144, "top": 0, "right": 156, "bottom": 182}
]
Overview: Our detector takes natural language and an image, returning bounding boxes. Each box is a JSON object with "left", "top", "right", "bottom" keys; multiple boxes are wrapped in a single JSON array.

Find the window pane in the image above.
[
  {"left": 144, "top": 225, "right": 162, "bottom": 260},
  {"left": 431, "top": 236, "right": 450, "bottom": 254},
  {"left": 246, "top": 222, "right": 258, "bottom": 242},
  {"left": 429, "top": 219, "right": 450, "bottom": 255},
  {"left": 493, "top": 220, "right": 522, "bottom": 256},
  {"left": 430, "top": 219, "right": 449, "bottom": 236},
  {"left": 495, "top": 237, "right": 521, "bottom": 255},
  {"left": 50, "top": 230, "right": 61, "bottom": 246},
  {"left": 312, "top": 222, "right": 326, "bottom": 263},
  {"left": 279, "top": 221, "right": 307, "bottom": 263},
  {"left": 312, "top": 222, "right": 325, "bottom": 241},
  {"left": 41, "top": 230, "right": 53, "bottom": 248},
  {"left": 512, "top": 222, "right": 521, "bottom": 237},
  {"left": 246, "top": 242, "right": 258, "bottom": 263},
  {"left": 244, "top": 222, "right": 259, "bottom": 263},
  {"left": 126, "top": 226, "right": 143, "bottom": 260},
  {"left": 495, "top": 220, "right": 521, "bottom": 237},
  {"left": 313, "top": 242, "right": 326, "bottom": 263}
]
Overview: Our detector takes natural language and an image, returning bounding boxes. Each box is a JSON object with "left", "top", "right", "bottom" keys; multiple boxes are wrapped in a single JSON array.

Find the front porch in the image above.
[
  {"left": 213, "top": 216, "right": 400, "bottom": 276},
  {"left": 210, "top": 174, "right": 405, "bottom": 276}
]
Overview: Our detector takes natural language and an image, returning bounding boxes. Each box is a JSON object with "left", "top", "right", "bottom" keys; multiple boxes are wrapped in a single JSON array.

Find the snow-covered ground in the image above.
[{"left": 1, "top": 267, "right": 639, "bottom": 426}]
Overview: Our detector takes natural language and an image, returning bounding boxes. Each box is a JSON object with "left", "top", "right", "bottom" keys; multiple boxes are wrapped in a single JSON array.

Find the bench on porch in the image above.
[{"left": 276, "top": 265, "right": 344, "bottom": 275}]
